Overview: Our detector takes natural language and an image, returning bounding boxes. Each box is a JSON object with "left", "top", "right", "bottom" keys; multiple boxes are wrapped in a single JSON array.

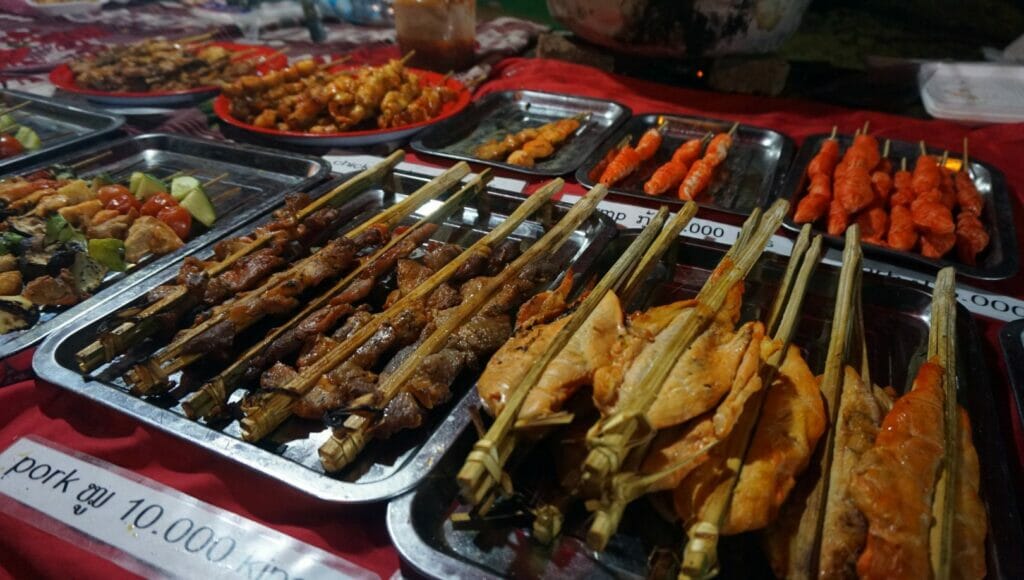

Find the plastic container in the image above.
[
  {"left": 393, "top": 0, "right": 476, "bottom": 72},
  {"left": 919, "top": 61, "right": 1024, "bottom": 123}
]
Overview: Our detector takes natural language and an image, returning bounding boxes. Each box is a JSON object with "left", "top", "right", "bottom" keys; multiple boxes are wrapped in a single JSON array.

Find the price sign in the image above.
[
  {"left": 324, "top": 154, "right": 528, "bottom": 195},
  {"left": 0, "top": 437, "right": 378, "bottom": 580}
]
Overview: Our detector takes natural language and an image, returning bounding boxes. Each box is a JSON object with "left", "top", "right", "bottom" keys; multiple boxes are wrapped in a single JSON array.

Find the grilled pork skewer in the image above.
[
  {"left": 237, "top": 178, "right": 571, "bottom": 442},
  {"left": 126, "top": 162, "right": 471, "bottom": 394},
  {"left": 182, "top": 171, "right": 494, "bottom": 419},
  {"left": 316, "top": 182, "right": 611, "bottom": 471},
  {"left": 76, "top": 151, "right": 406, "bottom": 371}
]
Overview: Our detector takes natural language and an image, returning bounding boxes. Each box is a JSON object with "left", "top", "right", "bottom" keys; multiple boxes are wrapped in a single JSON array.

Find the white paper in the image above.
[
  {"left": 325, "top": 154, "right": 527, "bottom": 195},
  {"left": 0, "top": 437, "right": 378, "bottom": 580}
]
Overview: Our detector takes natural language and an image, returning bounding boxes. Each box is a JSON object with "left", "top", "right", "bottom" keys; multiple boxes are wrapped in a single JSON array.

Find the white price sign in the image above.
[
  {"left": 324, "top": 154, "right": 528, "bottom": 195},
  {"left": 0, "top": 437, "right": 378, "bottom": 580},
  {"left": 563, "top": 194, "right": 1024, "bottom": 322}
]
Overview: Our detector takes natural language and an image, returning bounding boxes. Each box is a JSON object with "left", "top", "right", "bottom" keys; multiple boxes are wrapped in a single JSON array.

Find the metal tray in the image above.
[
  {"left": 575, "top": 113, "right": 795, "bottom": 220},
  {"left": 776, "top": 134, "right": 1018, "bottom": 281},
  {"left": 34, "top": 173, "right": 618, "bottom": 503},
  {"left": 387, "top": 233, "right": 1024, "bottom": 579},
  {"left": 0, "top": 133, "right": 329, "bottom": 359},
  {"left": 999, "top": 318, "right": 1024, "bottom": 454},
  {"left": 0, "top": 89, "right": 125, "bottom": 174},
  {"left": 411, "top": 90, "right": 631, "bottom": 176}
]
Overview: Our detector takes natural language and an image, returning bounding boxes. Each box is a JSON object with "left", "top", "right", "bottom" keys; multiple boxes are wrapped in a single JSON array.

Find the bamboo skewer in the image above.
[
  {"left": 0, "top": 102, "right": 30, "bottom": 117},
  {"left": 127, "top": 160, "right": 469, "bottom": 395},
  {"left": 618, "top": 203, "right": 699, "bottom": 307},
  {"left": 455, "top": 206, "right": 674, "bottom": 511},
  {"left": 182, "top": 170, "right": 494, "bottom": 420},
  {"left": 75, "top": 152, "right": 406, "bottom": 372},
  {"left": 678, "top": 229, "right": 823, "bottom": 580},
  {"left": 68, "top": 150, "right": 114, "bottom": 171},
  {"left": 779, "top": 226, "right": 864, "bottom": 578},
  {"left": 318, "top": 183, "right": 613, "bottom": 472},
  {"left": 928, "top": 267, "right": 958, "bottom": 580},
  {"left": 586, "top": 225, "right": 819, "bottom": 556},
  {"left": 580, "top": 200, "right": 789, "bottom": 493},
  {"left": 238, "top": 178, "right": 572, "bottom": 442}
]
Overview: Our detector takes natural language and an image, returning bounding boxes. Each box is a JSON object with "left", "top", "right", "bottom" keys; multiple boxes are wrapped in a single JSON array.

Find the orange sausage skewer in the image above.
[
  {"left": 643, "top": 131, "right": 711, "bottom": 196},
  {"left": 677, "top": 122, "right": 739, "bottom": 201},
  {"left": 589, "top": 135, "right": 630, "bottom": 183}
]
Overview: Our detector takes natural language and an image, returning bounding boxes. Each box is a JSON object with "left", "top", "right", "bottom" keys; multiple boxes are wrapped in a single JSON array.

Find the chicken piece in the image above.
[
  {"left": 0, "top": 270, "right": 22, "bottom": 295},
  {"left": 856, "top": 205, "right": 889, "bottom": 245},
  {"left": 952, "top": 409, "right": 987, "bottom": 580},
  {"left": 718, "top": 345, "right": 825, "bottom": 533},
  {"left": 57, "top": 199, "right": 103, "bottom": 229},
  {"left": 521, "top": 138, "right": 555, "bottom": 159},
  {"left": 506, "top": 150, "right": 535, "bottom": 168},
  {"left": 516, "top": 292, "right": 623, "bottom": 423},
  {"left": 851, "top": 359, "right": 945, "bottom": 580},
  {"left": 887, "top": 205, "right": 918, "bottom": 252},
  {"left": 911, "top": 198, "right": 954, "bottom": 235},
  {"left": 672, "top": 344, "right": 823, "bottom": 534},
  {"left": 640, "top": 335, "right": 772, "bottom": 491},
  {"left": 827, "top": 198, "right": 850, "bottom": 236},
  {"left": 598, "top": 282, "right": 745, "bottom": 422},
  {"left": 22, "top": 271, "right": 79, "bottom": 306},
  {"left": 955, "top": 212, "right": 989, "bottom": 266},
  {"left": 921, "top": 231, "right": 956, "bottom": 260},
  {"left": 836, "top": 169, "right": 875, "bottom": 213},
  {"left": 818, "top": 366, "right": 884, "bottom": 579},
  {"left": 124, "top": 216, "right": 184, "bottom": 262},
  {"left": 87, "top": 209, "right": 137, "bottom": 241},
  {"left": 514, "top": 272, "right": 574, "bottom": 329},
  {"left": 592, "top": 299, "right": 694, "bottom": 411},
  {"left": 30, "top": 180, "right": 95, "bottom": 217},
  {"left": 647, "top": 320, "right": 763, "bottom": 429},
  {"left": 912, "top": 155, "right": 942, "bottom": 194},
  {"left": 955, "top": 171, "right": 984, "bottom": 216},
  {"left": 807, "top": 139, "right": 840, "bottom": 179}
]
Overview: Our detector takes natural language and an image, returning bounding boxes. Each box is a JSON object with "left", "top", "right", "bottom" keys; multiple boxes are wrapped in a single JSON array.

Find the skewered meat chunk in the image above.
[
  {"left": 87, "top": 209, "right": 137, "bottom": 241},
  {"left": 478, "top": 290, "right": 623, "bottom": 421},
  {"left": 955, "top": 171, "right": 983, "bottom": 215},
  {"left": 850, "top": 359, "right": 945, "bottom": 580},
  {"left": 887, "top": 205, "right": 918, "bottom": 251},
  {"left": 57, "top": 199, "right": 103, "bottom": 229},
  {"left": 0, "top": 271, "right": 23, "bottom": 295},
  {"left": 671, "top": 344, "right": 823, "bottom": 534},
  {"left": 124, "top": 216, "right": 185, "bottom": 262},
  {"left": 817, "top": 366, "right": 884, "bottom": 579},
  {"left": 955, "top": 212, "right": 989, "bottom": 266},
  {"left": 22, "top": 270, "right": 79, "bottom": 306}
]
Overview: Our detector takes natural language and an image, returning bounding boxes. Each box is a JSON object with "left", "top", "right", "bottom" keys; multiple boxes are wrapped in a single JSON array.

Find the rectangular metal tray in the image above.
[
  {"left": 575, "top": 113, "right": 795, "bottom": 220},
  {"left": 0, "top": 89, "right": 125, "bottom": 174},
  {"left": 386, "top": 233, "right": 1024, "bottom": 580},
  {"left": 33, "top": 173, "right": 617, "bottom": 503},
  {"left": 0, "top": 133, "right": 329, "bottom": 359},
  {"left": 411, "top": 90, "right": 631, "bottom": 176},
  {"left": 775, "top": 134, "right": 1018, "bottom": 280},
  {"left": 999, "top": 318, "right": 1024, "bottom": 458}
]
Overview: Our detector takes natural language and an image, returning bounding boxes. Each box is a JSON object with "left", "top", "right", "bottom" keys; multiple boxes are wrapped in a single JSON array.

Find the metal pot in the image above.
[{"left": 546, "top": 0, "right": 811, "bottom": 58}]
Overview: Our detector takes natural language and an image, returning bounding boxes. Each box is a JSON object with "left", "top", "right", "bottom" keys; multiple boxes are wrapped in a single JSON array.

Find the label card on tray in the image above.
[{"left": 0, "top": 437, "right": 378, "bottom": 580}]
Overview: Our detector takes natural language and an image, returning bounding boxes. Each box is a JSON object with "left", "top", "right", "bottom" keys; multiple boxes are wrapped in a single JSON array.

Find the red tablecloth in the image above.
[{"left": 3, "top": 57, "right": 1024, "bottom": 579}]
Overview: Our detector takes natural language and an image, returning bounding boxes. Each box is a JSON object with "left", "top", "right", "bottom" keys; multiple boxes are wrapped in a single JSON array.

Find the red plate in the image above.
[
  {"left": 50, "top": 42, "right": 287, "bottom": 106},
  {"left": 213, "top": 67, "right": 472, "bottom": 147}
]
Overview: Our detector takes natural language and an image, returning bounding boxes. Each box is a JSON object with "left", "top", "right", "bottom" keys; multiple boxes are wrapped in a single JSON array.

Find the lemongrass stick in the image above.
[
  {"left": 765, "top": 225, "right": 811, "bottom": 335},
  {"left": 679, "top": 235, "right": 823, "bottom": 578},
  {"left": 619, "top": 203, "right": 698, "bottom": 306},
  {"left": 456, "top": 206, "right": 669, "bottom": 505},
  {"left": 928, "top": 267, "right": 958, "bottom": 580}
]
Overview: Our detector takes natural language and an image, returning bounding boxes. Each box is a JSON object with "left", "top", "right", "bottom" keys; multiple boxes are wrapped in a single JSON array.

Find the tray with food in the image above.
[
  {"left": 34, "top": 157, "right": 617, "bottom": 503},
  {"left": 998, "top": 318, "right": 1024, "bottom": 444},
  {"left": 574, "top": 113, "right": 794, "bottom": 217},
  {"left": 0, "top": 90, "right": 124, "bottom": 173},
  {"left": 387, "top": 207, "right": 1023, "bottom": 579},
  {"left": 50, "top": 36, "right": 286, "bottom": 107},
  {"left": 411, "top": 90, "right": 631, "bottom": 176},
  {"left": 0, "top": 133, "right": 328, "bottom": 359},
  {"left": 214, "top": 55, "right": 471, "bottom": 147},
  {"left": 779, "top": 128, "right": 1016, "bottom": 280}
]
